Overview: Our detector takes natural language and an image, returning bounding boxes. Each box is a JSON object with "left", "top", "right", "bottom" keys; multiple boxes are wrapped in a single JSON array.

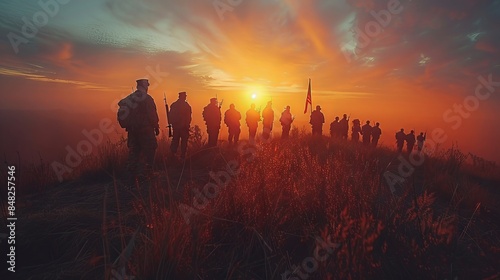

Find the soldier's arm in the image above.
[{"left": 147, "top": 96, "right": 160, "bottom": 129}]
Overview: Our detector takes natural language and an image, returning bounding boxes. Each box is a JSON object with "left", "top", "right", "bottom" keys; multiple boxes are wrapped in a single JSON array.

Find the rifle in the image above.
[
  {"left": 164, "top": 93, "right": 173, "bottom": 138},
  {"left": 216, "top": 93, "right": 223, "bottom": 108}
]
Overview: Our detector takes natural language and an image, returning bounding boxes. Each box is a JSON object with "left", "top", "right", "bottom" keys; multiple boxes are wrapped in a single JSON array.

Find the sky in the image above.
[{"left": 0, "top": 0, "right": 499, "bottom": 163}]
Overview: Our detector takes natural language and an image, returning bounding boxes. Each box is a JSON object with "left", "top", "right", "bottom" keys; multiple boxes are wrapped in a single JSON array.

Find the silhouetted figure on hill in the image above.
[
  {"left": 395, "top": 128, "right": 405, "bottom": 153},
  {"left": 203, "top": 98, "right": 222, "bottom": 147},
  {"left": 361, "top": 120, "right": 372, "bottom": 145},
  {"left": 279, "top": 105, "right": 294, "bottom": 139},
  {"left": 310, "top": 105, "right": 325, "bottom": 136},
  {"left": 262, "top": 101, "right": 274, "bottom": 140},
  {"left": 224, "top": 104, "right": 241, "bottom": 146},
  {"left": 119, "top": 78, "right": 159, "bottom": 175},
  {"left": 417, "top": 132, "right": 426, "bottom": 152},
  {"left": 330, "top": 117, "right": 340, "bottom": 138},
  {"left": 371, "top": 122, "right": 382, "bottom": 147},
  {"left": 351, "top": 119, "right": 362, "bottom": 142},
  {"left": 246, "top": 103, "right": 261, "bottom": 143},
  {"left": 339, "top": 114, "right": 349, "bottom": 139},
  {"left": 170, "top": 91, "right": 192, "bottom": 159},
  {"left": 406, "top": 130, "right": 416, "bottom": 154}
]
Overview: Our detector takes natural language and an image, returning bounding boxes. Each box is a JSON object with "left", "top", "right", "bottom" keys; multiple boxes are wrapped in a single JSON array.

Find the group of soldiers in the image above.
[
  {"left": 121, "top": 79, "right": 427, "bottom": 175},
  {"left": 307, "top": 106, "right": 383, "bottom": 147},
  {"left": 307, "top": 105, "right": 427, "bottom": 153},
  {"left": 203, "top": 100, "right": 295, "bottom": 147},
  {"left": 396, "top": 129, "right": 427, "bottom": 154}
]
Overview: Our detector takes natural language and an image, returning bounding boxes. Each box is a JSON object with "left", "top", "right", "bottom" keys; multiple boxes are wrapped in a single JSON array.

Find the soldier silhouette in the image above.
[
  {"left": 262, "top": 101, "right": 274, "bottom": 140},
  {"left": 406, "top": 130, "right": 416, "bottom": 154},
  {"left": 330, "top": 117, "right": 340, "bottom": 138},
  {"left": 202, "top": 98, "right": 222, "bottom": 147},
  {"left": 246, "top": 103, "right": 261, "bottom": 143},
  {"left": 361, "top": 120, "right": 372, "bottom": 145},
  {"left": 224, "top": 104, "right": 241, "bottom": 146},
  {"left": 279, "top": 105, "right": 294, "bottom": 139},
  {"left": 310, "top": 105, "right": 325, "bottom": 136},
  {"left": 339, "top": 114, "right": 349, "bottom": 140},
  {"left": 169, "top": 91, "right": 192, "bottom": 159},
  {"left": 119, "top": 78, "right": 159, "bottom": 175},
  {"left": 395, "top": 128, "right": 405, "bottom": 153},
  {"left": 417, "top": 132, "right": 426, "bottom": 152},
  {"left": 351, "top": 119, "right": 362, "bottom": 142},
  {"left": 371, "top": 122, "right": 382, "bottom": 147}
]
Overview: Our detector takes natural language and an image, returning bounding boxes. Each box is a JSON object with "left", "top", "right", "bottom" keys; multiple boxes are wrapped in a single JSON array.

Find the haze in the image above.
[{"left": 1, "top": 0, "right": 499, "bottom": 164}]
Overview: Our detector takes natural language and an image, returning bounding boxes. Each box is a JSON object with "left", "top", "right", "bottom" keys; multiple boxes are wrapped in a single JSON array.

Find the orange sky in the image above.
[{"left": 0, "top": 0, "right": 499, "bottom": 163}]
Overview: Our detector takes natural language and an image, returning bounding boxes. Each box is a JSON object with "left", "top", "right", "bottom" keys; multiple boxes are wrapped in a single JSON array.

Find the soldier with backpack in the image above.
[
  {"left": 371, "top": 122, "right": 382, "bottom": 147},
  {"left": 361, "top": 120, "right": 372, "bottom": 145},
  {"left": 262, "top": 101, "right": 274, "bottom": 140},
  {"left": 395, "top": 128, "right": 406, "bottom": 153},
  {"left": 203, "top": 98, "right": 222, "bottom": 147},
  {"left": 246, "top": 104, "right": 261, "bottom": 143},
  {"left": 117, "top": 78, "right": 160, "bottom": 175},
  {"left": 279, "top": 105, "right": 294, "bottom": 139},
  {"left": 330, "top": 116, "right": 340, "bottom": 139},
  {"left": 417, "top": 132, "right": 426, "bottom": 152},
  {"left": 169, "top": 91, "right": 192, "bottom": 159},
  {"left": 351, "top": 119, "right": 362, "bottom": 142},
  {"left": 406, "top": 130, "right": 416, "bottom": 154},
  {"left": 339, "top": 114, "right": 349, "bottom": 140},
  {"left": 310, "top": 105, "right": 325, "bottom": 136},
  {"left": 224, "top": 104, "right": 242, "bottom": 146}
]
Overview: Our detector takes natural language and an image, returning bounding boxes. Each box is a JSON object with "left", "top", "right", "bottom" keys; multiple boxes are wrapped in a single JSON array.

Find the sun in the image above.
[
  {"left": 247, "top": 85, "right": 263, "bottom": 103},
  {"left": 245, "top": 85, "right": 267, "bottom": 108}
]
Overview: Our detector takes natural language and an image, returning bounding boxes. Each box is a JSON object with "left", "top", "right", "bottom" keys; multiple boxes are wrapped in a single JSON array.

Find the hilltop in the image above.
[{"left": 2, "top": 133, "right": 500, "bottom": 279}]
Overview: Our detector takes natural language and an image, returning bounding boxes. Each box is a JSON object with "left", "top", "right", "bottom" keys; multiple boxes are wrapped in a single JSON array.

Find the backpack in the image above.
[{"left": 117, "top": 94, "right": 135, "bottom": 129}]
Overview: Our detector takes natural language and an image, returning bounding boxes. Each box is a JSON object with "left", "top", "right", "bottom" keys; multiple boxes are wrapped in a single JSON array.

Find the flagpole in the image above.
[
  {"left": 304, "top": 78, "right": 312, "bottom": 115},
  {"left": 309, "top": 78, "right": 312, "bottom": 114}
]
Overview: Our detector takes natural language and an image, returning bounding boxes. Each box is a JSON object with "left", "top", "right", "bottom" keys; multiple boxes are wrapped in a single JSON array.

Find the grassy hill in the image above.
[{"left": 2, "top": 131, "right": 499, "bottom": 279}]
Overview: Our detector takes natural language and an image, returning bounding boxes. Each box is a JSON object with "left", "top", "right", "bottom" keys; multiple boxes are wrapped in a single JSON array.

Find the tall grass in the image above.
[{"left": 10, "top": 132, "right": 500, "bottom": 279}]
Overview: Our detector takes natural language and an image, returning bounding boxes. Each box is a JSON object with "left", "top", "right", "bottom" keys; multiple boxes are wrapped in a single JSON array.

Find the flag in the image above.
[{"left": 304, "top": 78, "right": 312, "bottom": 114}]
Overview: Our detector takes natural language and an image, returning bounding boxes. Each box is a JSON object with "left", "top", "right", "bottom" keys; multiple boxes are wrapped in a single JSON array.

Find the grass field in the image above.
[{"left": 2, "top": 129, "right": 500, "bottom": 279}]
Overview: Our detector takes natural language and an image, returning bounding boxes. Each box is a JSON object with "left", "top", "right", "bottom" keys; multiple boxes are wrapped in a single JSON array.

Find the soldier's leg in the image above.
[
  {"left": 284, "top": 125, "right": 290, "bottom": 138},
  {"left": 207, "top": 131, "right": 214, "bottom": 147},
  {"left": 209, "top": 129, "right": 219, "bottom": 147},
  {"left": 127, "top": 131, "right": 140, "bottom": 173},
  {"left": 143, "top": 130, "right": 158, "bottom": 169},
  {"left": 249, "top": 126, "right": 256, "bottom": 141},
  {"left": 228, "top": 128, "right": 233, "bottom": 144},
  {"left": 262, "top": 126, "right": 270, "bottom": 139},
  {"left": 214, "top": 129, "right": 219, "bottom": 146},
  {"left": 209, "top": 130, "right": 217, "bottom": 146},
  {"left": 171, "top": 128, "right": 180, "bottom": 154},
  {"left": 234, "top": 127, "right": 240, "bottom": 144},
  {"left": 180, "top": 127, "right": 189, "bottom": 157}
]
